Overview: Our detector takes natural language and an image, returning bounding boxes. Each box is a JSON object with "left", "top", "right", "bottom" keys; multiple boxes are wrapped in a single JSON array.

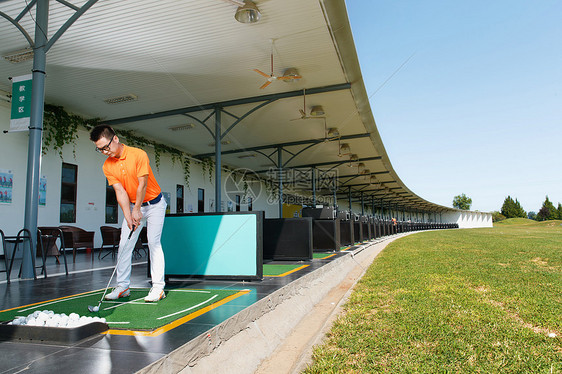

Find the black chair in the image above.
[
  {"left": 133, "top": 226, "right": 148, "bottom": 258},
  {"left": 99, "top": 226, "right": 120, "bottom": 259},
  {"left": 0, "top": 229, "right": 7, "bottom": 282},
  {"left": 37, "top": 227, "right": 69, "bottom": 276},
  {"left": 3, "top": 229, "right": 37, "bottom": 283},
  {"left": 59, "top": 226, "right": 95, "bottom": 263}
]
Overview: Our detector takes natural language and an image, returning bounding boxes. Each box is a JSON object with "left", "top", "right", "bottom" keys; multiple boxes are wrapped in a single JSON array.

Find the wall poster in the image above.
[
  {"left": 39, "top": 176, "right": 47, "bottom": 206},
  {"left": 0, "top": 169, "right": 13, "bottom": 204}
]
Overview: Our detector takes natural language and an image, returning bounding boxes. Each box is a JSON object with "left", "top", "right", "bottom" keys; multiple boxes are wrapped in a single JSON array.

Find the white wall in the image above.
[
  {"left": 0, "top": 104, "right": 29, "bottom": 237},
  {"left": 442, "top": 210, "right": 493, "bottom": 228}
]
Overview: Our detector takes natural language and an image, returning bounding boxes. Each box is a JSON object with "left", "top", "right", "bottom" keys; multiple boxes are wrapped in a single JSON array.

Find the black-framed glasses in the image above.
[{"left": 95, "top": 137, "right": 114, "bottom": 153}]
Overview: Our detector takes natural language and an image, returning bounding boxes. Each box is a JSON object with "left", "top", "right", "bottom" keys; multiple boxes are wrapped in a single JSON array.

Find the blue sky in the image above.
[{"left": 346, "top": 1, "right": 562, "bottom": 213}]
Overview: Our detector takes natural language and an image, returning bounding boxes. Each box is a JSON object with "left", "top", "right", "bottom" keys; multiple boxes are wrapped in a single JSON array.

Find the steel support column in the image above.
[
  {"left": 214, "top": 108, "right": 221, "bottom": 212},
  {"left": 333, "top": 175, "right": 337, "bottom": 213},
  {"left": 277, "top": 147, "right": 283, "bottom": 217},
  {"left": 22, "top": 0, "right": 48, "bottom": 279},
  {"left": 361, "top": 191, "right": 364, "bottom": 215},
  {"left": 311, "top": 167, "right": 316, "bottom": 207}
]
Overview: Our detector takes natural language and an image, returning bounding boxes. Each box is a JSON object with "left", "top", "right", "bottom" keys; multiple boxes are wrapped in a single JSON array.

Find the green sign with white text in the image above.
[{"left": 10, "top": 74, "right": 33, "bottom": 132}]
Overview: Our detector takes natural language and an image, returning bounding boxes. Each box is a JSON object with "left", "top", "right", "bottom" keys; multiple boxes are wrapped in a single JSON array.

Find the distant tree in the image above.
[
  {"left": 514, "top": 198, "right": 526, "bottom": 218},
  {"left": 537, "top": 207, "right": 549, "bottom": 221},
  {"left": 536, "top": 196, "right": 557, "bottom": 221},
  {"left": 453, "top": 193, "right": 472, "bottom": 210},
  {"left": 501, "top": 196, "right": 516, "bottom": 217},
  {"left": 558, "top": 203, "right": 562, "bottom": 220},
  {"left": 492, "top": 211, "right": 506, "bottom": 222},
  {"left": 501, "top": 196, "right": 526, "bottom": 218},
  {"left": 527, "top": 211, "right": 537, "bottom": 220}
]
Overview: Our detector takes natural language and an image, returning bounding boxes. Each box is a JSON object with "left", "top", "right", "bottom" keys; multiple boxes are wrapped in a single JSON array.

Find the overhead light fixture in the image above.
[
  {"left": 103, "top": 94, "right": 138, "bottom": 104},
  {"left": 238, "top": 154, "right": 257, "bottom": 159},
  {"left": 208, "top": 140, "right": 231, "bottom": 147},
  {"left": 168, "top": 123, "right": 194, "bottom": 131},
  {"left": 283, "top": 68, "right": 301, "bottom": 82},
  {"left": 234, "top": 0, "right": 261, "bottom": 24},
  {"left": 310, "top": 105, "right": 325, "bottom": 116},
  {"left": 3, "top": 48, "right": 34, "bottom": 63},
  {"left": 347, "top": 154, "right": 359, "bottom": 167},
  {"left": 360, "top": 168, "right": 370, "bottom": 176},
  {"left": 369, "top": 176, "right": 378, "bottom": 185},
  {"left": 357, "top": 163, "right": 366, "bottom": 173},
  {"left": 327, "top": 128, "right": 340, "bottom": 138},
  {"left": 339, "top": 143, "right": 351, "bottom": 156}
]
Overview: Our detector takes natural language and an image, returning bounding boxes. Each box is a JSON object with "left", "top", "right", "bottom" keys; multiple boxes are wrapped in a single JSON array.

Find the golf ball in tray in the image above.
[{"left": 7, "top": 310, "right": 106, "bottom": 328}]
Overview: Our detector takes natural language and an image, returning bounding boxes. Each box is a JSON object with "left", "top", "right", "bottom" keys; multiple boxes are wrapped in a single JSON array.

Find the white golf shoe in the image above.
[
  {"left": 105, "top": 286, "right": 130, "bottom": 300},
  {"left": 144, "top": 288, "right": 165, "bottom": 302}
]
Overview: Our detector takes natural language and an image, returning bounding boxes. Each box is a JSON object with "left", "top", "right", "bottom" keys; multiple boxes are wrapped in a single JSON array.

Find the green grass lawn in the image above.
[{"left": 303, "top": 219, "right": 562, "bottom": 373}]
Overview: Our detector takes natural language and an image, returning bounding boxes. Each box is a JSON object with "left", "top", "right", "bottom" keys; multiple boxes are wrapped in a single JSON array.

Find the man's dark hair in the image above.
[{"left": 90, "top": 125, "right": 116, "bottom": 142}]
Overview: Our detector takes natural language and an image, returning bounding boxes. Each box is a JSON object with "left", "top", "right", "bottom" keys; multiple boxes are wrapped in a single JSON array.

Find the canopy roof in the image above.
[{"left": 0, "top": 0, "right": 455, "bottom": 213}]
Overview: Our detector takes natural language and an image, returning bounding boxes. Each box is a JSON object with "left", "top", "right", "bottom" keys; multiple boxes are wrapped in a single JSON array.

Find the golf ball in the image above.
[
  {"left": 91, "top": 306, "right": 99, "bottom": 312},
  {"left": 9, "top": 310, "right": 100, "bottom": 328},
  {"left": 36, "top": 312, "right": 48, "bottom": 321}
]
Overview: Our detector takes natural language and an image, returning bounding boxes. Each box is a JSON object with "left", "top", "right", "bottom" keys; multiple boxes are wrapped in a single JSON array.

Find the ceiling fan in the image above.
[{"left": 254, "top": 40, "right": 301, "bottom": 89}]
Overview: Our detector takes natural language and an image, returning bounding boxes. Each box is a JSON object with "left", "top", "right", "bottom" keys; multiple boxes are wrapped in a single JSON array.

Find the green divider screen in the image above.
[{"left": 162, "top": 212, "right": 263, "bottom": 280}]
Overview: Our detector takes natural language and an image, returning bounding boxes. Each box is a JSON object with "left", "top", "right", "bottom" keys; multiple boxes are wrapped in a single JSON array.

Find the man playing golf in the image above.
[{"left": 90, "top": 125, "right": 166, "bottom": 302}]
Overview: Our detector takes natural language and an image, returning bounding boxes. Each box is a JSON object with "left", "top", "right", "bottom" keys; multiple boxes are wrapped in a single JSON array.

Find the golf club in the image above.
[{"left": 88, "top": 225, "right": 136, "bottom": 313}]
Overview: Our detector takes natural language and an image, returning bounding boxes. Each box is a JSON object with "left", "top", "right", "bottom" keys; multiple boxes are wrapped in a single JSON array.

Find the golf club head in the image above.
[{"left": 88, "top": 305, "right": 100, "bottom": 313}]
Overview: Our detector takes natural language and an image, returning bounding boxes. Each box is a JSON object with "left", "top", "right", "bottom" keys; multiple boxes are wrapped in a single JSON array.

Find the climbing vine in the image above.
[
  {"left": 41, "top": 104, "right": 193, "bottom": 188},
  {"left": 201, "top": 158, "right": 215, "bottom": 184},
  {"left": 207, "top": 158, "right": 214, "bottom": 184},
  {"left": 43, "top": 104, "right": 99, "bottom": 159},
  {"left": 182, "top": 157, "right": 191, "bottom": 189}
]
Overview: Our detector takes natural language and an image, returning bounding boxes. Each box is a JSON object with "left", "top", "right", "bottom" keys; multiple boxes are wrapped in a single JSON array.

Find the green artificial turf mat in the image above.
[
  {"left": 313, "top": 253, "right": 335, "bottom": 259},
  {"left": 263, "top": 264, "right": 307, "bottom": 276},
  {"left": 0, "top": 288, "right": 243, "bottom": 331}
]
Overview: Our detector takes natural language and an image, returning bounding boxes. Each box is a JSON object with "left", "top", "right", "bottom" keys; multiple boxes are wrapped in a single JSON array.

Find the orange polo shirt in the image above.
[{"left": 103, "top": 144, "right": 161, "bottom": 204}]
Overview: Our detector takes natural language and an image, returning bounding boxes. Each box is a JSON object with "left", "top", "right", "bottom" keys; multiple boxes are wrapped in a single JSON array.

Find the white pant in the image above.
[{"left": 116, "top": 198, "right": 166, "bottom": 290}]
